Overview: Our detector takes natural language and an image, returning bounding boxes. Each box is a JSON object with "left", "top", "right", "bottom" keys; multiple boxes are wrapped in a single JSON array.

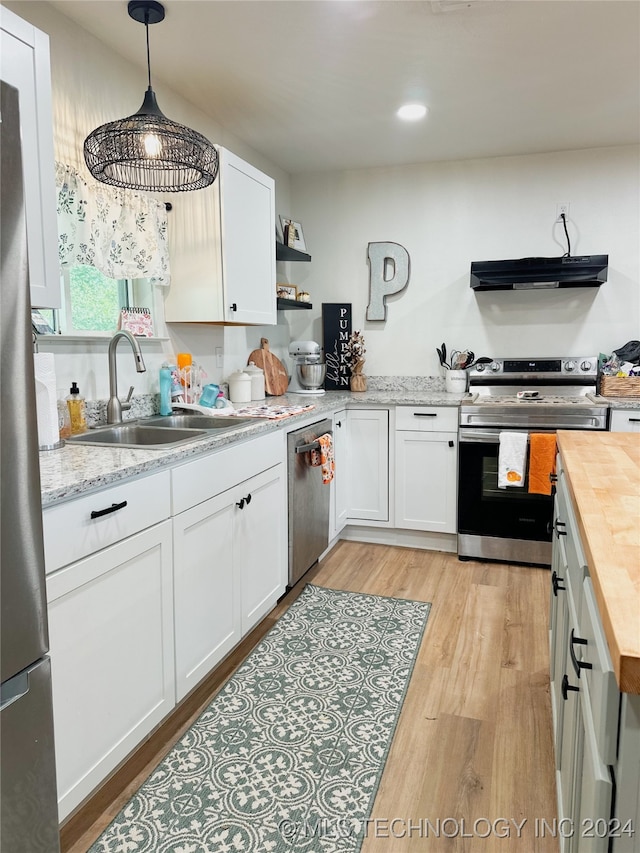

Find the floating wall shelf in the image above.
[
  {"left": 276, "top": 241, "right": 311, "bottom": 262},
  {"left": 277, "top": 298, "right": 312, "bottom": 311}
]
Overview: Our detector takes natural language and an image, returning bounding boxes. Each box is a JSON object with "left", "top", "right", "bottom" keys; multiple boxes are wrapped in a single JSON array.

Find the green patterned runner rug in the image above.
[{"left": 90, "top": 583, "right": 431, "bottom": 853}]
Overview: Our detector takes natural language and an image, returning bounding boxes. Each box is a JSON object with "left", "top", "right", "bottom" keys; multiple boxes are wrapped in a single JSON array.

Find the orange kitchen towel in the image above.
[
  {"left": 528, "top": 433, "right": 557, "bottom": 495},
  {"left": 317, "top": 433, "right": 334, "bottom": 484}
]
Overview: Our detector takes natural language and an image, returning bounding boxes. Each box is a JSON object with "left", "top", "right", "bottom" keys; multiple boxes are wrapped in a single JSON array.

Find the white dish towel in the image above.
[{"left": 498, "top": 431, "right": 528, "bottom": 488}]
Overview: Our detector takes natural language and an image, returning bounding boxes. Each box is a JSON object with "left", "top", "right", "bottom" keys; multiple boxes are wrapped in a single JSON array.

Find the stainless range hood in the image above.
[{"left": 470, "top": 255, "right": 608, "bottom": 291}]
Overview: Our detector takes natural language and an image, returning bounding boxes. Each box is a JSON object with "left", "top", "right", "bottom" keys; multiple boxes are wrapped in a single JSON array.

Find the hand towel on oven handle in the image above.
[
  {"left": 498, "top": 431, "right": 528, "bottom": 488},
  {"left": 528, "top": 433, "right": 557, "bottom": 495},
  {"left": 309, "top": 433, "right": 334, "bottom": 484}
]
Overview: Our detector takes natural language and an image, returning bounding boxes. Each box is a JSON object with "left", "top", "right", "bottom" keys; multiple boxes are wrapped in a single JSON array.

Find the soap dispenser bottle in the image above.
[
  {"left": 66, "top": 382, "right": 87, "bottom": 435},
  {"left": 159, "top": 363, "right": 172, "bottom": 416}
]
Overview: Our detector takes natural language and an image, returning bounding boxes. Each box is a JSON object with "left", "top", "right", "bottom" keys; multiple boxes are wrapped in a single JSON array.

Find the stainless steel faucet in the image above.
[{"left": 107, "top": 330, "right": 146, "bottom": 424}]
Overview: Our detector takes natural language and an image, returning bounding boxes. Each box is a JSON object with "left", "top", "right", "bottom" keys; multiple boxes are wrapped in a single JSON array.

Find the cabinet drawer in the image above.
[
  {"left": 171, "top": 430, "right": 284, "bottom": 514},
  {"left": 43, "top": 471, "right": 171, "bottom": 573},
  {"left": 578, "top": 578, "right": 620, "bottom": 766},
  {"left": 395, "top": 406, "right": 458, "bottom": 432},
  {"left": 556, "top": 471, "right": 588, "bottom": 613}
]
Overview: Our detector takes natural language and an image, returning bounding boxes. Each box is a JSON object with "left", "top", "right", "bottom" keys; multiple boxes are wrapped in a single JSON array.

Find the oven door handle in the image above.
[{"left": 458, "top": 428, "right": 504, "bottom": 444}]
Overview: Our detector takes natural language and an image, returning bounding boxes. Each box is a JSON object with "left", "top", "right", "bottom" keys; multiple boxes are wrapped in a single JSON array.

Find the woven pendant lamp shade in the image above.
[
  {"left": 83, "top": 0, "right": 218, "bottom": 193},
  {"left": 84, "top": 88, "right": 219, "bottom": 192}
]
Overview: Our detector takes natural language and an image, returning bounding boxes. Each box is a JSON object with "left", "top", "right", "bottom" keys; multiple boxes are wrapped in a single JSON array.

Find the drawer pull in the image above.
[
  {"left": 413, "top": 412, "right": 437, "bottom": 417},
  {"left": 552, "top": 570, "right": 566, "bottom": 596},
  {"left": 570, "top": 629, "right": 592, "bottom": 677},
  {"left": 554, "top": 519, "right": 567, "bottom": 538},
  {"left": 90, "top": 500, "right": 128, "bottom": 520},
  {"left": 561, "top": 673, "right": 579, "bottom": 701},
  {"left": 629, "top": 418, "right": 640, "bottom": 423},
  {"left": 448, "top": 440, "right": 455, "bottom": 448},
  {"left": 549, "top": 473, "right": 558, "bottom": 483}
]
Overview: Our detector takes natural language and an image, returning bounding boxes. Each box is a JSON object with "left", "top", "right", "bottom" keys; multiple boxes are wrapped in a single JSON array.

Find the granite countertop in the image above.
[
  {"left": 557, "top": 430, "right": 640, "bottom": 694},
  {"left": 596, "top": 396, "right": 640, "bottom": 410},
  {"left": 39, "top": 389, "right": 470, "bottom": 507}
]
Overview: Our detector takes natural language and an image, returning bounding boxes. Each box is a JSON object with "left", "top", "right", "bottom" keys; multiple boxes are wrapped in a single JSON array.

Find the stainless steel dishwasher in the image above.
[{"left": 287, "top": 418, "right": 332, "bottom": 586}]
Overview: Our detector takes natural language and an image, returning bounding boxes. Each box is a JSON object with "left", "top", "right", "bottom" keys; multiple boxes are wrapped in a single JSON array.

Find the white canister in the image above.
[
  {"left": 445, "top": 369, "right": 468, "bottom": 394},
  {"left": 244, "top": 361, "right": 265, "bottom": 400},
  {"left": 228, "top": 370, "right": 252, "bottom": 404}
]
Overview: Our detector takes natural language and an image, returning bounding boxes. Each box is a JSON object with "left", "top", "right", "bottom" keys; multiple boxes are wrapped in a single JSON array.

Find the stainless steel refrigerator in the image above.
[{"left": 0, "top": 80, "right": 60, "bottom": 852}]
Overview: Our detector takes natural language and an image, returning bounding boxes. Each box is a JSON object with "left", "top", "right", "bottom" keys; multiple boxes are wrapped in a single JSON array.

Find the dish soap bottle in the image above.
[
  {"left": 159, "top": 363, "right": 172, "bottom": 416},
  {"left": 66, "top": 382, "right": 87, "bottom": 435}
]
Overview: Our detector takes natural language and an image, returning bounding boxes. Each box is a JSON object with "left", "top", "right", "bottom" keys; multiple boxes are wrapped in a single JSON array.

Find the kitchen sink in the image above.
[
  {"left": 65, "top": 423, "right": 211, "bottom": 449},
  {"left": 143, "top": 414, "right": 254, "bottom": 430}
]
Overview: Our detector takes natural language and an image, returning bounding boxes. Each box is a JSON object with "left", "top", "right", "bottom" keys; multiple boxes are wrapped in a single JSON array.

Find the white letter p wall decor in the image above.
[{"left": 366, "top": 241, "right": 410, "bottom": 321}]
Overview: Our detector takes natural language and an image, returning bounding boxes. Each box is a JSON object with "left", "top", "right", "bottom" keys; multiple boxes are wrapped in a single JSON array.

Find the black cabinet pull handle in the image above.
[
  {"left": 236, "top": 498, "right": 245, "bottom": 509},
  {"left": 245, "top": 493, "right": 252, "bottom": 505},
  {"left": 561, "top": 673, "right": 579, "bottom": 701},
  {"left": 629, "top": 418, "right": 640, "bottom": 423},
  {"left": 555, "top": 519, "right": 567, "bottom": 538},
  {"left": 414, "top": 412, "right": 437, "bottom": 417},
  {"left": 549, "top": 473, "right": 558, "bottom": 483},
  {"left": 570, "top": 629, "right": 592, "bottom": 677},
  {"left": 90, "top": 500, "right": 128, "bottom": 520},
  {"left": 336, "top": 420, "right": 342, "bottom": 428},
  {"left": 448, "top": 440, "right": 455, "bottom": 448},
  {"left": 230, "top": 303, "right": 237, "bottom": 312},
  {"left": 552, "top": 570, "right": 566, "bottom": 596}
]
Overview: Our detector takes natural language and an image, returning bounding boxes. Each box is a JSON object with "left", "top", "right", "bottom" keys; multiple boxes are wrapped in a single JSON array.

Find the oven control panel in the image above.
[{"left": 470, "top": 356, "right": 597, "bottom": 380}]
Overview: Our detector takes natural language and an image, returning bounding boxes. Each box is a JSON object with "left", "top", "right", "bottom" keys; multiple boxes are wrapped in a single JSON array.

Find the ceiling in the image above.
[{"left": 50, "top": 0, "right": 640, "bottom": 175}]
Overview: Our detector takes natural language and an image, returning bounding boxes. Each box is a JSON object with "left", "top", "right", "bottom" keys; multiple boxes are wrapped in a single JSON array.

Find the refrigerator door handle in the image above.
[{"left": 0, "top": 671, "right": 29, "bottom": 712}]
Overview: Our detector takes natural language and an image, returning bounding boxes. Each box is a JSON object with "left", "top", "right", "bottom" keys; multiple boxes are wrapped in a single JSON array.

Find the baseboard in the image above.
[{"left": 337, "top": 525, "right": 457, "bottom": 553}]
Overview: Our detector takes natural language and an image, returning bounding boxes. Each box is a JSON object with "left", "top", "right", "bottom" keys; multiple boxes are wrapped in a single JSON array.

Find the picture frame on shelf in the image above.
[
  {"left": 279, "top": 217, "right": 306, "bottom": 252},
  {"left": 277, "top": 284, "right": 298, "bottom": 300}
]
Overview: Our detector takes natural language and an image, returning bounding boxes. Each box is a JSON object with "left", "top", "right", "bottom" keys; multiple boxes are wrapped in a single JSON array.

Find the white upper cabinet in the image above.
[
  {"left": 165, "top": 146, "right": 276, "bottom": 325},
  {"left": 1, "top": 6, "right": 60, "bottom": 308}
]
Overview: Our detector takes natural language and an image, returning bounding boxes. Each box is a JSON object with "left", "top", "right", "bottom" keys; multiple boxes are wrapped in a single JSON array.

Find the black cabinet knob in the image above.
[
  {"left": 552, "top": 570, "right": 566, "bottom": 596},
  {"left": 230, "top": 303, "right": 237, "bottom": 312},
  {"left": 561, "top": 673, "right": 579, "bottom": 701}
]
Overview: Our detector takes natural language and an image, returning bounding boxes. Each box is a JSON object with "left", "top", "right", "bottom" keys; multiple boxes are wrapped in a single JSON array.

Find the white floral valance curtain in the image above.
[{"left": 55, "top": 162, "right": 170, "bottom": 285}]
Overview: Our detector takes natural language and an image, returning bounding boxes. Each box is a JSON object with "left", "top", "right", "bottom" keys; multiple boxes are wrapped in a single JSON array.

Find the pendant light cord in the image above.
[{"left": 145, "top": 10, "right": 152, "bottom": 89}]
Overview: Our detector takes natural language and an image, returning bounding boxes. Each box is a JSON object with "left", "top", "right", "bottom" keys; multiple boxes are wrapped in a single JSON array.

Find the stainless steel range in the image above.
[{"left": 457, "top": 356, "right": 608, "bottom": 567}]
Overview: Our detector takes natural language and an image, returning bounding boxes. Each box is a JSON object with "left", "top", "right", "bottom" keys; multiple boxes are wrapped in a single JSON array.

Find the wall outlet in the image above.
[
  {"left": 215, "top": 347, "right": 223, "bottom": 369},
  {"left": 556, "top": 203, "right": 570, "bottom": 222}
]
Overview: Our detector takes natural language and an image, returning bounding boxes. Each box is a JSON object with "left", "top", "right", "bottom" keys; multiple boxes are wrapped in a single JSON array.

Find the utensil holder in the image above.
[{"left": 445, "top": 369, "right": 468, "bottom": 394}]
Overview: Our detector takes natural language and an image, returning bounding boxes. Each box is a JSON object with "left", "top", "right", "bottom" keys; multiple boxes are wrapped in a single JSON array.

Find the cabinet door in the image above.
[
  {"left": 610, "top": 410, "right": 640, "bottom": 433},
  {"left": 395, "top": 431, "right": 457, "bottom": 532},
  {"left": 574, "top": 686, "right": 614, "bottom": 853},
  {"left": 347, "top": 409, "right": 389, "bottom": 522},
  {"left": 236, "top": 463, "right": 286, "bottom": 635},
  {"left": 173, "top": 491, "right": 240, "bottom": 702},
  {"left": 47, "top": 521, "right": 174, "bottom": 820},
  {"left": 331, "top": 409, "right": 348, "bottom": 538},
  {"left": 1, "top": 8, "right": 59, "bottom": 308},
  {"left": 220, "top": 149, "right": 276, "bottom": 325}
]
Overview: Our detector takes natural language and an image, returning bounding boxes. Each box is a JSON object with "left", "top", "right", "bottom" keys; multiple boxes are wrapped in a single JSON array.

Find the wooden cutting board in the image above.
[{"left": 247, "top": 338, "right": 289, "bottom": 396}]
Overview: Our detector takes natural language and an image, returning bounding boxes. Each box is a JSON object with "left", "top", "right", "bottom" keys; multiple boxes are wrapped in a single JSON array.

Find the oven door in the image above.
[{"left": 458, "top": 427, "right": 554, "bottom": 565}]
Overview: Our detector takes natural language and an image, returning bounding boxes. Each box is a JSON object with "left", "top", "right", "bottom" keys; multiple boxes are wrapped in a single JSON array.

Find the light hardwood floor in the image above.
[{"left": 61, "top": 542, "right": 558, "bottom": 852}]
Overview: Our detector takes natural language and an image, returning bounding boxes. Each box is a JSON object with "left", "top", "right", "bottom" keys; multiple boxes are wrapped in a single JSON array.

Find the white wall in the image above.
[
  {"left": 6, "top": 0, "right": 302, "bottom": 398},
  {"left": 289, "top": 146, "right": 640, "bottom": 376}
]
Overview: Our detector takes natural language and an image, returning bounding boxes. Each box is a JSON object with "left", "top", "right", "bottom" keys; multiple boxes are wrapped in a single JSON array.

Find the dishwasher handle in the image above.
[{"left": 295, "top": 440, "right": 321, "bottom": 454}]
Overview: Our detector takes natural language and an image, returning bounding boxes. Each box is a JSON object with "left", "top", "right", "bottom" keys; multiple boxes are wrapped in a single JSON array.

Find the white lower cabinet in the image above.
[
  {"left": 395, "top": 433, "right": 457, "bottom": 532},
  {"left": 346, "top": 409, "right": 389, "bottom": 522},
  {"left": 173, "top": 461, "right": 286, "bottom": 701},
  {"left": 172, "top": 435, "right": 286, "bottom": 701},
  {"left": 47, "top": 521, "right": 174, "bottom": 821},
  {"left": 609, "top": 409, "right": 640, "bottom": 433},
  {"left": 549, "top": 459, "right": 639, "bottom": 853},
  {"left": 331, "top": 409, "right": 348, "bottom": 538}
]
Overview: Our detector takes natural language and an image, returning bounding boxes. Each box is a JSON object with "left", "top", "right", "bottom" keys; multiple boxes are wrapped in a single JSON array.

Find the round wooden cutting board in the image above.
[{"left": 247, "top": 338, "right": 289, "bottom": 396}]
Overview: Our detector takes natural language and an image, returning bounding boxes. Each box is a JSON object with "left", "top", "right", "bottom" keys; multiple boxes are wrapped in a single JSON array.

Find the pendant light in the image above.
[{"left": 84, "top": 0, "right": 218, "bottom": 192}]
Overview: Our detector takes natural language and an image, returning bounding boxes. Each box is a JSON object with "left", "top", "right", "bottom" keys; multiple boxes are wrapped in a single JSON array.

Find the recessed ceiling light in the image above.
[{"left": 397, "top": 103, "right": 428, "bottom": 121}]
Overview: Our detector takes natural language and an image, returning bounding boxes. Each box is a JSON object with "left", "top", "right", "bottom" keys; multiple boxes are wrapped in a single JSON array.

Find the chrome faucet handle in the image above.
[{"left": 121, "top": 385, "right": 135, "bottom": 411}]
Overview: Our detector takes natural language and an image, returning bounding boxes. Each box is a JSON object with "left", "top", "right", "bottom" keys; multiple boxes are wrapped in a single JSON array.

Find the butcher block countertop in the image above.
[{"left": 557, "top": 431, "right": 640, "bottom": 694}]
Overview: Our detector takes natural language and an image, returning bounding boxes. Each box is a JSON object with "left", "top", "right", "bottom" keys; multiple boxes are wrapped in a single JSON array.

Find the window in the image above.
[{"left": 37, "top": 267, "right": 156, "bottom": 336}]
